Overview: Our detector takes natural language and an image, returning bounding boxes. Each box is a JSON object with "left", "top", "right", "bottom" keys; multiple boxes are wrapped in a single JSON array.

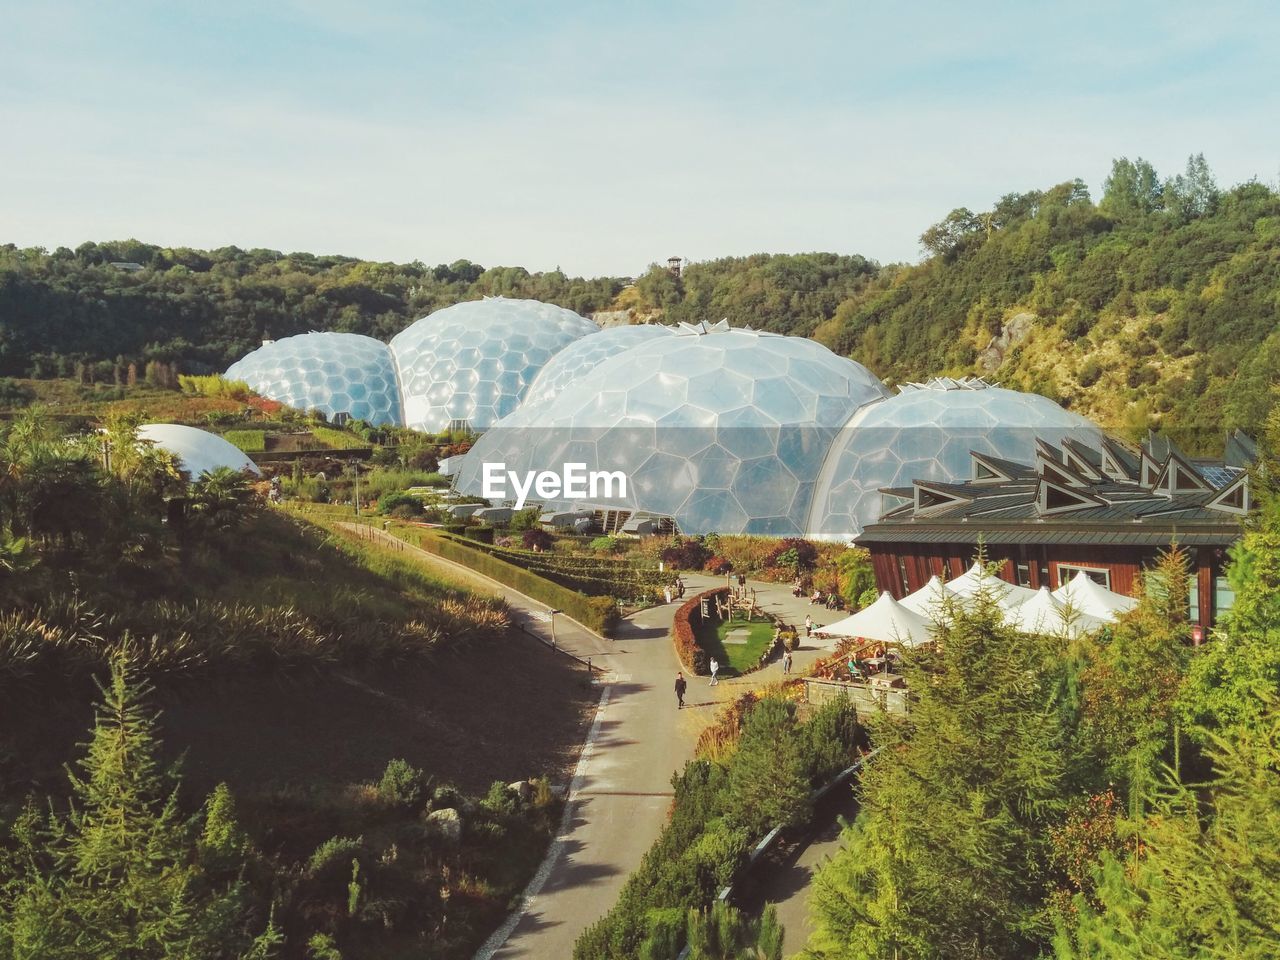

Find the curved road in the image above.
[{"left": 337, "top": 525, "right": 847, "bottom": 958}]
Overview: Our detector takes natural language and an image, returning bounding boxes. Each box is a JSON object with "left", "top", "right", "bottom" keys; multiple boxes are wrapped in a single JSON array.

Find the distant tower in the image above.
[{"left": 667, "top": 256, "right": 683, "bottom": 278}]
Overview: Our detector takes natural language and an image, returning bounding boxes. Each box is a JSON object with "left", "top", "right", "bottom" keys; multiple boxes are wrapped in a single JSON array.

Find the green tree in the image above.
[
  {"left": 1099, "top": 156, "right": 1162, "bottom": 219},
  {"left": 723, "top": 698, "right": 810, "bottom": 838},
  {"left": 1078, "top": 547, "right": 1192, "bottom": 808},
  {"left": 804, "top": 586, "right": 1073, "bottom": 960},
  {"left": 0, "top": 659, "right": 275, "bottom": 959},
  {"left": 1054, "top": 707, "right": 1280, "bottom": 958}
]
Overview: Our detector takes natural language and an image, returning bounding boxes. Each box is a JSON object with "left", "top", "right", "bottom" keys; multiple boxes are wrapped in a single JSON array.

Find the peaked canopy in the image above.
[
  {"left": 1005, "top": 586, "right": 1110, "bottom": 637},
  {"left": 945, "top": 561, "right": 1038, "bottom": 608},
  {"left": 899, "top": 575, "right": 956, "bottom": 618},
  {"left": 816, "top": 591, "right": 934, "bottom": 647},
  {"left": 1051, "top": 571, "right": 1139, "bottom": 621}
]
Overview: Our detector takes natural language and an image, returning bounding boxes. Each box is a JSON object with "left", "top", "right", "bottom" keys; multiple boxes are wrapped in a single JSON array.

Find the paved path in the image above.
[{"left": 336, "top": 526, "right": 850, "bottom": 958}]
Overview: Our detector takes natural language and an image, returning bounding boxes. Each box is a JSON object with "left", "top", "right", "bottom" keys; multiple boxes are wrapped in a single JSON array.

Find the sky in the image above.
[{"left": 3, "top": 1, "right": 1279, "bottom": 277}]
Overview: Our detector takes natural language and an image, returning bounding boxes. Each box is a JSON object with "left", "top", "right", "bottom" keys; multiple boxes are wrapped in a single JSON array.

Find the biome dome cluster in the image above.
[{"left": 224, "top": 300, "right": 1112, "bottom": 537}]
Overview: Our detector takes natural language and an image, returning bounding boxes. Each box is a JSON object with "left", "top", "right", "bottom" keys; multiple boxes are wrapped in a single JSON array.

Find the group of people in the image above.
[
  {"left": 790, "top": 578, "right": 843, "bottom": 610},
  {"left": 662, "top": 576, "right": 686, "bottom": 604}
]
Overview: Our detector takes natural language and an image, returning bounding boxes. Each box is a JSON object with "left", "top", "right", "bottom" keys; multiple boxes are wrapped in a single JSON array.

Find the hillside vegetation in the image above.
[{"left": 4, "top": 154, "right": 1278, "bottom": 449}]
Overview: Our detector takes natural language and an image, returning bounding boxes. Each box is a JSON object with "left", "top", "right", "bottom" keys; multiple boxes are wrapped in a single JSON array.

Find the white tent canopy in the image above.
[
  {"left": 816, "top": 591, "right": 934, "bottom": 647},
  {"left": 945, "top": 561, "right": 1038, "bottom": 608},
  {"left": 899, "top": 575, "right": 956, "bottom": 618},
  {"left": 1005, "top": 586, "right": 1111, "bottom": 637},
  {"left": 1052, "top": 571, "right": 1138, "bottom": 622}
]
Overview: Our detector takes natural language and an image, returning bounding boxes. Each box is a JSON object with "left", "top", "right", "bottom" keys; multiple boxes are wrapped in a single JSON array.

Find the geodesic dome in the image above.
[
  {"left": 390, "top": 297, "right": 599, "bottom": 434},
  {"left": 807, "top": 379, "right": 1104, "bottom": 537},
  {"left": 522, "top": 323, "right": 675, "bottom": 407},
  {"left": 225, "top": 332, "right": 402, "bottom": 426},
  {"left": 455, "top": 321, "right": 891, "bottom": 535},
  {"left": 138, "top": 424, "right": 262, "bottom": 479}
]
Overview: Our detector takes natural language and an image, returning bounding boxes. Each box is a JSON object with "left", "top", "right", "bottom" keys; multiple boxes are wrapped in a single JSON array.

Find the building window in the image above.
[
  {"left": 1187, "top": 578, "right": 1200, "bottom": 624},
  {"left": 1057, "top": 563, "right": 1111, "bottom": 589},
  {"left": 896, "top": 556, "right": 910, "bottom": 594},
  {"left": 1214, "top": 575, "right": 1236, "bottom": 621},
  {"left": 1016, "top": 562, "right": 1032, "bottom": 587}
]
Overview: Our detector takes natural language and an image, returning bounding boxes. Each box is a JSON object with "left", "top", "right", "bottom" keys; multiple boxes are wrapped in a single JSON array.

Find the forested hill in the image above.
[
  {"left": 0, "top": 244, "right": 625, "bottom": 377},
  {"left": 3, "top": 154, "right": 1279, "bottom": 446}
]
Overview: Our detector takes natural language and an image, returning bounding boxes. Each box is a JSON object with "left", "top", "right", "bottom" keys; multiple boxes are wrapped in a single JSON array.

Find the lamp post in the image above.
[
  {"left": 350, "top": 460, "right": 361, "bottom": 517},
  {"left": 548, "top": 608, "right": 563, "bottom": 649}
]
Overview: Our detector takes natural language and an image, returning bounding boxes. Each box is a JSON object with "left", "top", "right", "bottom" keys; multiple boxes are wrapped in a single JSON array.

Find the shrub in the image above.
[
  {"left": 178, "top": 374, "right": 253, "bottom": 400},
  {"left": 0, "top": 378, "right": 37, "bottom": 408},
  {"left": 507, "top": 507, "right": 541, "bottom": 532},
  {"left": 442, "top": 523, "right": 468, "bottom": 536},
  {"left": 590, "top": 535, "right": 620, "bottom": 553},
  {"left": 705, "top": 555, "right": 732, "bottom": 575},
  {"left": 523, "top": 528, "right": 554, "bottom": 551},
  {"left": 306, "top": 835, "right": 365, "bottom": 878},
  {"left": 661, "top": 537, "right": 711, "bottom": 571},
  {"left": 481, "top": 780, "right": 520, "bottom": 816},
  {"left": 465, "top": 526, "right": 495, "bottom": 544},
  {"left": 377, "top": 491, "right": 423, "bottom": 516},
  {"left": 377, "top": 758, "right": 426, "bottom": 809},
  {"left": 764, "top": 537, "right": 818, "bottom": 572}
]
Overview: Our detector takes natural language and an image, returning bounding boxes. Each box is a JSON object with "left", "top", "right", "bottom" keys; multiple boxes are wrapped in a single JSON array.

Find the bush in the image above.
[
  {"left": 465, "top": 525, "right": 495, "bottom": 544},
  {"left": 661, "top": 537, "right": 711, "bottom": 571},
  {"left": 0, "top": 378, "right": 36, "bottom": 408},
  {"left": 590, "top": 535, "right": 620, "bottom": 553},
  {"left": 704, "top": 555, "right": 732, "bottom": 575},
  {"left": 442, "top": 523, "right": 468, "bottom": 536},
  {"left": 377, "top": 491, "right": 423, "bottom": 516},
  {"left": 523, "top": 528, "right": 554, "bottom": 551},
  {"left": 509, "top": 507, "right": 541, "bottom": 532},
  {"left": 377, "top": 758, "right": 426, "bottom": 809},
  {"left": 763, "top": 537, "right": 818, "bottom": 572}
]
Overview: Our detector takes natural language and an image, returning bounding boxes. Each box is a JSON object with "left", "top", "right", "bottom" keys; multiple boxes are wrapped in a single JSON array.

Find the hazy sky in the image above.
[{"left": 4, "top": 1, "right": 1278, "bottom": 276}]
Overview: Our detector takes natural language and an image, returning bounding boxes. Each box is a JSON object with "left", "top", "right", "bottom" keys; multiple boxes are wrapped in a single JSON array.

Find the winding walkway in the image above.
[{"left": 336, "top": 525, "right": 848, "bottom": 958}]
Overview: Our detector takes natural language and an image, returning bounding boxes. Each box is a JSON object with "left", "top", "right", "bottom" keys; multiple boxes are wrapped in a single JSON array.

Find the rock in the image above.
[
  {"left": 549, "top": 784, "right": 569, "bottom": 800},
  {"left": 508, "top": 780, "right": 532, "bottom": 802},
  {"left": 590, "top": 309, "right": 635, "bottom": 328},
  {"left": 425, "top": 808, "right": 462, "bottom": 846},
  {"left": 978, "top": 311, "right": 1038, "bottom": 375}
]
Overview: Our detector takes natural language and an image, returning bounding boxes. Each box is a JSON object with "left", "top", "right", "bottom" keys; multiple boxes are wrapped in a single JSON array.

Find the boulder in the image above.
[
  {"left": 425, "top": 808, "right": 462, "bottom": 846},
  {"left": 508, "top": 780, "right": 533, "bottom": 802}
]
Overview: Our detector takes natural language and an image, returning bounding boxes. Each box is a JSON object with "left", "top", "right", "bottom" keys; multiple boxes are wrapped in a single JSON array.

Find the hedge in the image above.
[
  {"left": 672, "top": 588, "right": 729, "bottom": 675},
  {"left": 439, "top": 534, "right": 663, "bottom": 601},
  {"left": 398, "top": 529, "right": 620, "bottom": 637}
]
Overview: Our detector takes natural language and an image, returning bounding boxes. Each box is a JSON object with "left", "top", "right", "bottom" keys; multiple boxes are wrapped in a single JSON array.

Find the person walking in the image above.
[
  {"left": 709, "top": 657, "right": 720, "bottom": 686},
  {"left": 664, "top": 585, "right": 673, "bottom": 604},
  {"left": 675, "top": 672, "right": 687, "bottom": 708},
  {"left": 782, "top": 648, "right": 792, "bottom": 674},
  {"left": 805, "top": 614, "right": 814, "bottom": 639}
]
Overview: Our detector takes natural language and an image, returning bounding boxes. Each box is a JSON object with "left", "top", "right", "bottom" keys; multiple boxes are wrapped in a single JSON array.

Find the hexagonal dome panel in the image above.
[
  {"left": 390, "top": 297, "right": 599, "bottom": 433},
  {"left": 523, "top": 323, "right": 675, "bottom": 408},
  {"left": 808, "top": 378, "right": 1105, "bottom": 538},
  {"left": 455, "top": 322, "right": 892, "bottom": 535},
  {"left": 225, "top": 332, "right": 402, "bottom": 426}
]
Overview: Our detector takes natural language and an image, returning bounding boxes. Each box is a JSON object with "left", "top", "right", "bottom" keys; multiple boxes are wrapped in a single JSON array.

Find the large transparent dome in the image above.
[
  {"left": 456, "top": 321, "right": 891, "bottom": 535},
  {"left": 138, "top": 424, "right": 262, "bottom": 479},
  {"left": 390, "top": 297, "right": 599, "bottom": 433},
  {"left": 225, "top": 332, "right": 402, "bottom": 426},
  {"left": 523, "top": 323, "right": 674, "bottom": 407},
  {"left": 808, "top": 379, "right": 1104, "bottom": 537}
]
